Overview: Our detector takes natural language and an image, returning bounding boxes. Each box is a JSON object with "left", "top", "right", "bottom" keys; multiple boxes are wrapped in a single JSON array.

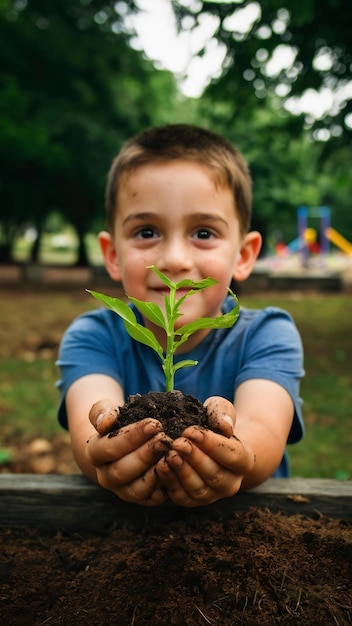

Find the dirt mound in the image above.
[{"left": 1, "top": 507, "right": 351, "bottom": 625}]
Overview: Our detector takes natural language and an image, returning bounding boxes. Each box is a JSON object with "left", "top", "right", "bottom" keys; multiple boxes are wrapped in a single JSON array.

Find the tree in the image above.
[
  {"left": 171, "top": 0, "right": 352, "bottom": 144},
  {"left": 0, "top": 0, "right": 184, "bottom": 264},
  {"left": 193, "top": 95, "right": 325, "bottom": 247},
  {"left": 168, "top": 0, "right": 352, "bottom": 243}
]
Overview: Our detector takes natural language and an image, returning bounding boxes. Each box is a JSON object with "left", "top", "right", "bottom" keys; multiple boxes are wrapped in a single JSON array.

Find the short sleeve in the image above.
[
  {"left": 235, "top": 307, "right": 305, "bottom": 443},
  {"left": 56, "top": 309, "right": 126, "bottom": 429}
]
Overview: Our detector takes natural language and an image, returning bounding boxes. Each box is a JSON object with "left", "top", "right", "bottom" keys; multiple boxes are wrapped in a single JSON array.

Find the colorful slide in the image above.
[
  {"left": 285, "top": 237, "right": 301, "bottom": 253},
  {"left": 325, "top": 227, "right": 352, "bottom": 256}
]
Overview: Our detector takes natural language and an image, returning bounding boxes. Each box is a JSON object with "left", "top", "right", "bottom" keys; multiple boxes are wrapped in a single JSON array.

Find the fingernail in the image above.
[
  {"left": 153, "top": 437, "right": 172, "bottom": 455},
  {"left": 173, "top": 438, "right": 192, "bottom": 454},
  {"left": 168, "top": 453, "right": 183, "bottom": 467},
  {"left": 144, "top": 420, "right": 162, "bottom": 436}
]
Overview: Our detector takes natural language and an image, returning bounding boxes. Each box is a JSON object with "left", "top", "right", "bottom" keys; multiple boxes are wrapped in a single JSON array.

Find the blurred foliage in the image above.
[
  {"left": 172, "top": 0, "right": 352, "bottom": 143},
  {"left": 0, "top": 0, "right": 192, "bottom": 263},
  {"left": 170, "top": 0, "right": 352, "bottom": 243},
  {"left": 1, "top": 0, "right": 352, "bottom": 262},
  {"left": 194, "top": 99, "right": 321, "bottom": 245}
]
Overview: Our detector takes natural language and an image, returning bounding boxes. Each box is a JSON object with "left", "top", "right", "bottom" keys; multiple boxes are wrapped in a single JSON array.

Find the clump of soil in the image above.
[
  {"left": 1, "top": 507, "right": 351, "bottom": 625},
  {"left": 112, "top": 390, "right": 210, "bottom": 439}
]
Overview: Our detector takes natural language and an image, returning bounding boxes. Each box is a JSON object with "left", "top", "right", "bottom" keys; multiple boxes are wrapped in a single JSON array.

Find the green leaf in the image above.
[
  {"left": 175, "top": 287, "right": 210, "bottom": 309},
  {"left": 88, "top": 270, "right": 240, "bottom": 393},
  {"left": 88, "top": 290, "right": 136, "bottom": 324},
  {"left": 173, "top": 359, "right": 199, "bottom": 372},
  {"left": 175, "top": 277, "right": 218, "bottom": 290},
  {"left": 123, "top": 319, "right": 163, "bottom": 357},
  {"left": 164, "top": 295, "right": 172, "bottom": 319},
  {"left": 147, "top": 265, "right": 176, "bottom": 290},
  {"left": 227, "top": 286, "right": 238, "bottom": 301},
  {"left": 88, "top": 290, "right": 163, "bottom": 356},
  {"left": 128, "top": 297, "right": 166, "bottom": 330},
  {"left": 175, "top": 302, "right": 240, "bottom": 344}
]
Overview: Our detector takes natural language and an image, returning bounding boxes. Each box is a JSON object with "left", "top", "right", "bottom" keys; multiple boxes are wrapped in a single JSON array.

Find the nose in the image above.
[{"left": 156, "top": 236, "right": 193, "bottom": 275}]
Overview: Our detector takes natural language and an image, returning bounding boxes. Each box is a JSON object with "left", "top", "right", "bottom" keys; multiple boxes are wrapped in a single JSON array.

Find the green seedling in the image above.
[{"left": 88, "top": 266, "right": 240, "bottom": 392}]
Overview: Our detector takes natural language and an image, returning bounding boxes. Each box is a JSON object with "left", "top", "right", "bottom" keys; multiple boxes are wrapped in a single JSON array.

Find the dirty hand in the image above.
[
  {"left": 155, "top": 396, "right": 255, "bottom": 507},
  {"left": 86, "top": 399, "right": 172, "bottom": 506}
]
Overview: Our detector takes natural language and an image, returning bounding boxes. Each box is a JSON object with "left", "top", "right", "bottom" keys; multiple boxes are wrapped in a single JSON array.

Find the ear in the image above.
[
  {"left": 232, "top": 231, "right": 262, "bottom": 283},
  {"left": 98, "top": 231, "right": 122, "bottom": 282}
]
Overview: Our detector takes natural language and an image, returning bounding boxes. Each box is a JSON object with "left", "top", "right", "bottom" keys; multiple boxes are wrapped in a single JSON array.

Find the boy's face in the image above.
[{"left": 102, "top": 160, "right": 252, "bottom": 339}]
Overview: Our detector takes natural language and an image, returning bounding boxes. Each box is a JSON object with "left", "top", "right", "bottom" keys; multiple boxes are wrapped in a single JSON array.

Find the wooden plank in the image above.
[{"left": 0, "top": 474, "right": 351, "bottom": 532}]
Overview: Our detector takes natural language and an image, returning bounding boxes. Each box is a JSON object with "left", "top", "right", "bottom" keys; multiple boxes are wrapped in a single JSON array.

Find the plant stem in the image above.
[
  {"left": 164, "top": 286, "right": 176, "bottom": 392},
  {"left": 164, "top": 330, "right": 175, "bottom": 392}
]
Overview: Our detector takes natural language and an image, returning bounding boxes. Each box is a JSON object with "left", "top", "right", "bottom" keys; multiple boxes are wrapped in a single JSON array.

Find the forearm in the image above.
[
  {"left": 234, "top": 380, "right": 295, "bottom": 490},
  {"left": 69, "top": 418, "right": 100, "bottom": 484},
  {"left": 64, "top": 373, "right": 125, "bottom": 484},
  {"left": 235, "top": 418, "right": 287, "bottom": 490}
]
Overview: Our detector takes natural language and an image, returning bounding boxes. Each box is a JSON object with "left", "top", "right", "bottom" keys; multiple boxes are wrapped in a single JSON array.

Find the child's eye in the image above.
[
  {"left": 194, "top": 228, "right": 214, "bottom": 240},
  {"left": 136, "top": 227, "right": 157, "bottom": 239}
]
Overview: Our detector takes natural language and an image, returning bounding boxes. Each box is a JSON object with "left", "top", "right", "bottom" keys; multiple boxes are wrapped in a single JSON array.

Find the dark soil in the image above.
[
  {"left": 113, "top": 390, "right": 210, "bottom": 439},
  {"left": 1, "top": 508, "right": 351, "bottom": 626}
]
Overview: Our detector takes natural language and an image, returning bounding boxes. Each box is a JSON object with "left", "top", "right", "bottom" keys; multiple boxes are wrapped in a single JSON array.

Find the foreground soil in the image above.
[{"left": 1, "top": 507, "right": 351, "bottom": 626}]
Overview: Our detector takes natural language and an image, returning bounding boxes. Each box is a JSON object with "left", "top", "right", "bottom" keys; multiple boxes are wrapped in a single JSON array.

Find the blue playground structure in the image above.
[
  {"left": 297, "top": 206, "right": 331, "bottom": 260},
  {"left": 274, "top": 206, "right": 352, "bottom": 261}
]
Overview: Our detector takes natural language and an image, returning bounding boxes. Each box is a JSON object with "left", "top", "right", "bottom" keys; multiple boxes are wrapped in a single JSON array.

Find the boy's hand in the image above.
[
  {"left": 155, "top": 396, "right": 256, "bottom": 507},
  {"left": 87, "top": 405, "right": 172, "bottom": 506},
  {"left": 86, "top": 395, "right": 255, "bottom": 508}
]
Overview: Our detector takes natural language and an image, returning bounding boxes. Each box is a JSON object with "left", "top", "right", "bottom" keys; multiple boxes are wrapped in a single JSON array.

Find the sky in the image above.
[{"left": 127, "top": 0, "right": 228, "bottom": 98}]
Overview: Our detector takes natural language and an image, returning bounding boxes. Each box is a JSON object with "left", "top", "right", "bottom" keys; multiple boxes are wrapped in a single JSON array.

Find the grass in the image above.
[
  {"left": 0, "top": 287, "right": 351, "bottom": 479},
  {"left": 0, "top": 291, "right": 97, "bottom": 441},
  {"left": 241, "top": 293, "right": 352, "bottom": 479}
]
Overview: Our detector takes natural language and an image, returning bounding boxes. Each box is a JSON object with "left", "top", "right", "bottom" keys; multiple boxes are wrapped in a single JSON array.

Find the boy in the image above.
[{"left": 57, "top": 124, "right": 304, "bottom": 507}]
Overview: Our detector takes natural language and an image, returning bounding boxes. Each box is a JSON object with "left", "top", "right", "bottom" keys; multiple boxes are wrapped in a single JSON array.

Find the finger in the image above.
[
  {"left": 203, "top": 396, "right": 236, "bottom": 437},
  {"left": 106, "top": 435, "right": 172, "bottom": 483},
  {"left": 156, "top": 456, "right": 199, "bottom": 507},
  {"left": 99, "top": 465, "right": 168, "bottom": 506},
  {"left": 179, "top": 427, "right": 255, "bottom": 475},
  {"left": 89, "top": 399, "right": 120, "bottom": 435},
  {"left": 86, "top": 420, "right": 170, "bottom": 466},
  {"left": 172, "top": 438, "right": 243, "bottom": 498},
  {"left": 157, "top": 451, "right": 237, "bottom": 506}
]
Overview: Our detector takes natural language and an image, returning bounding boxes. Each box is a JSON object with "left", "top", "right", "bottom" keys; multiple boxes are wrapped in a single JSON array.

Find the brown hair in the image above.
[{"left": 105, "top": 124, "right": 252, "bottom": 236}]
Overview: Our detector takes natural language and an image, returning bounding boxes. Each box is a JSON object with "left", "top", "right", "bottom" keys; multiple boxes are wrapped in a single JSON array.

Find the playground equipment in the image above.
[
  {"left": 296, "top": 206, "right": 352, "bottom": 259},
  {"left": 276, "top": 206, "right": 352, "bottom": 260},
  {"left": 285, "top": 237, "right": 301, "bottom": 254},
  {"left": 325, "top": 227, "right": 352, "bottom": 256},
  {"left": 297, "top": 206, "right": 331, "bottom": 257}
]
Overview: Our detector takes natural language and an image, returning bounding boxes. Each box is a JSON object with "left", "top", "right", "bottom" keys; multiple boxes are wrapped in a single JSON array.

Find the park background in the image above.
[{"left": 0, "top": 0, "right": 351, "bottom": 480}]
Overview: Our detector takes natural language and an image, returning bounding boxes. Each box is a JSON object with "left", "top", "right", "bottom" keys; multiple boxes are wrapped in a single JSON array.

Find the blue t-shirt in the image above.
[{"left": 56, "top": 296, "right": 304, "bottom": 477}]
